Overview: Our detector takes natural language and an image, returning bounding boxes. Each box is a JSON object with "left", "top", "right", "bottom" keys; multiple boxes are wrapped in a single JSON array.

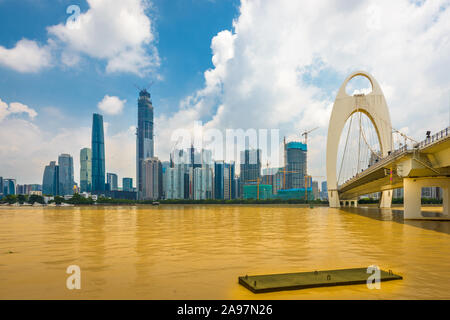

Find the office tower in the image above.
[
  {"left": 122, "top": 178, "right": 133, "bottom": 192},
  {"left": 143, "top": 157, "right": 162, "bottom": 200},
  {"left": 58, "top": 153, "right": 74, "bottom": 196},
  {"left": 80, "top": 148, "right": 92, "bottom": 193},
  {"left": 4, "top": 179, "right": 16, "bottom": 195},
  {"left": 223, "top": 162, "right": 235, "bottom": 200},
  {"left": 321, "top": 181, "right": 328, "bottom": 200},
  {"left": 43, "top": 161, "right": 59, "bottom": 195},
  {"left": 214, "top": 161, "right": 225, "bottom": 199},
  {"left": 107, "top": 173, "right": 118, "bottom": 191},
  {"left": 0, "top": 177, "right": 3, "bottom": 197},
  {"left": 240, "top": 149, "right": 261, "bottom": 195},
  {"left": 136, "top": 89, "right": 154, "bottom": 200},
  {"left": 161, "top": 161, "right": 170, "bottom": 199},
  {"left": 312, "top": 181, "right": 319, "bottom": 200},
  {"left": 92, "top": 113, "right": 105, "bottom": 193},
  {"left": 285, "top": 142, "right": 307, "bottom": 189}
]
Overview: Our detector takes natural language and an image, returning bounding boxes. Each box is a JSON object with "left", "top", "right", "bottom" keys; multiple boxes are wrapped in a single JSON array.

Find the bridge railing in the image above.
[{"left": 416, "top": 127, "right": 449, "bottom": 149}]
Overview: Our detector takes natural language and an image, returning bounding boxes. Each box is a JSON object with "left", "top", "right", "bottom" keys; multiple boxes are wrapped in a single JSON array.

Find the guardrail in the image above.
[
  {"left": 416, "top": 127, "right": 449, "bottom": 149},
  {"left": 338, "top": 126, "right": 449, "bottom": 190}
]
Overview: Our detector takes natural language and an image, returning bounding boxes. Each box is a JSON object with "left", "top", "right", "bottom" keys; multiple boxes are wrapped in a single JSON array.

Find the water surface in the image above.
[{"left": 0, "top": 205, "right": 449, "bottom": 299}]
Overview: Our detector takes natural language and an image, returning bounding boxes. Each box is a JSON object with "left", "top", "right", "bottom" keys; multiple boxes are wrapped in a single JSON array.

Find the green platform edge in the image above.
[{"left": 238, "top": 267, "right": 403, "bottom": 293}]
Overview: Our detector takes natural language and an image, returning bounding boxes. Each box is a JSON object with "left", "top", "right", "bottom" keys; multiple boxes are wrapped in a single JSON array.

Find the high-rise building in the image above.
[
  {"left": 285, "top": 142, "right": 307, "bottom": 189},
  {"left": 107, "top": 173, "right": 118, "bottom": 191},
  {"left": 312, "top": 181, "right": 319, "bottom": 200},
  {"left": 122, "top": 178, "right": 133, "bottom": 192},
  {"left": 214, "top": 161, "right": 225, "bottom": 199},
  {"left": 3, "top": 179, "right": 16, "bottom": 195},
  {"left": 58, "top": 154, "right": 74, "bottom": 196},
  {"left": 136, "top": 89, "right": 154, "bottom": 200},
  {"left": 240, "top": 149, "right": 261, "bottom": 196},
  {"left": 321, "top": 181, "right": 328, "bottom": 200},
  {"left": 92, "top": 113, "right": 105, "bottom": 193},
  {"left": 0, "top": 177, "right": 3, "bottom": 197},
  {"left": 43, "top": 161, "right": 59, "bottom": 195},
  {"left": 143, "top": 157, "right": 162, "bottom": 200},
  {"left": 80, "top": 148, "right": 92, "bottom": 193}
]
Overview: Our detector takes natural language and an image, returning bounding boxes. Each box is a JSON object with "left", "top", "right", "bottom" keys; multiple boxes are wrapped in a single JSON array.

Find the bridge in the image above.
[{"left": 326, "top": 71, "right": 449, "bottom": 220}]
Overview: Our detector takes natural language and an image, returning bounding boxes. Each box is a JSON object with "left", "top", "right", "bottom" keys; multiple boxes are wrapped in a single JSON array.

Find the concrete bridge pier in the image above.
[
  {"left": 379, "top": 190, "right": 393, "bottom": 208},
  {"left": 404, "top": 177, "right": 449, "bottom": 219}
]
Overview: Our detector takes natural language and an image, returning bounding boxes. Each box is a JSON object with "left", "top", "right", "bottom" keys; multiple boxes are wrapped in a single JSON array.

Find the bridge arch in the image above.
[{"left": 326, "top": 71, "right": 393, "bottom": 207}]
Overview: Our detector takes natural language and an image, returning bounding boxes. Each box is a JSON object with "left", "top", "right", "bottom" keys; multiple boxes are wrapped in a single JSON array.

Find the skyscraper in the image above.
[
  {"left": 240, "top": 149, "right": 262, "bottom": 195},
  {"left": 143, "top": 157, "right": 162, "bottom": 200},
  {"left": 285, "top": 142, "right": 307, "bottom": 189},
  {"left": 3, "top": 179, "right": 16, "bottom": 196},
  {"left": 92, "top": 113, "right": 105, "bottom": 193},
  {"left": 122, "top": 178, "right": 133, "bottom": 192},
  {"left": 136, "top": 89, "right": 154, "bottom": 200},
  {"left": 107, "top": 173, "right": 118, "bottom": 191},
  {"left": 80, "top": 148, "right": 92, "bottom": 193},
  {"left": 0, "top": 177, "right": 3, "bottom": 197},
  {"left": 43, "top": 161, "right": 59, "bottom": 195},
  {"left": 214, "top": 161, "right": 225, "bottom": 199},
  {"left": 58, "top": 153, "right": 74, "bottom": 196}
]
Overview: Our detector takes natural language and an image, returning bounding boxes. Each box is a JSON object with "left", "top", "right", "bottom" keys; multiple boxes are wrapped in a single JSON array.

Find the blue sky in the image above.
[
  {"left": 0, "top": 0, "right": 239, "bottom": 134},
  {"left": 1, "top": 0, "right": 449, "bottom": 186}
]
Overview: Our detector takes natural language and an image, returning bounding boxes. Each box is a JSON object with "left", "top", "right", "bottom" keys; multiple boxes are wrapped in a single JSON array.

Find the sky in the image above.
[{"left": 0, "top": 0, "right": 449, "bottom": 187}]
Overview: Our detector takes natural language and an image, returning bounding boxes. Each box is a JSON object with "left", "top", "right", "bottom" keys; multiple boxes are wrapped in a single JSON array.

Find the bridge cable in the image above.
[{"left": 338, "top": 113, "right": 354, "bottom": 185}]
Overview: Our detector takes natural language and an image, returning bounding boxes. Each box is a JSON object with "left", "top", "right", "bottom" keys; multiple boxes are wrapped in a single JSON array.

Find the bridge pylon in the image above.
[{"left": 326, "top": 71, "right": 393, "bottom": 208}]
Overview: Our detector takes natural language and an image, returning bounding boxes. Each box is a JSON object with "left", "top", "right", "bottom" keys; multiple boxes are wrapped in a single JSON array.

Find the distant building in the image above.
[
  {"left": 214, "top": 161, "right": 225, "bottom": 199},
  {"left": 312, "top": 181, "right": 319, "bottom": 200},
  {"left": 165, "top": 166, "right": 185, "bottom": 199},
  {"left": 3, "top": 179, "right": 16, "bottom": 196},
  {"left": 80, "top": 148, "right": 92, "bottom": 193},
  {"left": 43, "top": 161, "right": 59, "bottom": 196},
  {"left": 240, "top": 149, "right": 262, "bottom": 195},
  {"left": 122, "top": 178, "right": 133, "bottom": 192},
  {"left": 104, "top": 190, "right": 137, "bottom": 201},
  {"left": 285, "top": 141, "right": 307, "bottom": 189},
  {"left": 58, "top": 153, "right": 74, "bottom": 196},
  {"left": 92, "top": 113, "right": 105, "bottom": 193},
  {"left": 276, "top": 188, "right": 313, "bottom": 201},
  {"left": 321, "top": 181, "right": 328, "bottom": 200},
  {"left": 0, "top": 177, "right": 3, "bottom": 197},
  {"left": 143, "top": 157, "right": 162, "bottom": 200},
  {"left": 243, "top": 184, "right": 272, "bottom": 200},
  {"left": 107, "top": 173, "right": 118, "bottom": 191},
  {"left": 193, "top": 167, "right": 213, "bottom": 200},
  {"left": 137, "top": 89, "right": 154, "bottom": 200}
]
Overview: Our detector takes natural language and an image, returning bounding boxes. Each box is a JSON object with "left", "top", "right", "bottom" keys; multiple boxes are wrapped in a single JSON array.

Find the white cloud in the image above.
[
  {"left": 98, "top": 95, "right": 127, "bottom": 115},
  {"left": 155, "top": 0, "right": 450, "bottom": 183},
  {"left": 0, "top": 98, "right": 38, "bottom": 122},
  {"left": 48, "top": 0, "right": 159, "bottom": 75},
  {"left": 0, "top": 39, "right": 52, "bottom": 73}
]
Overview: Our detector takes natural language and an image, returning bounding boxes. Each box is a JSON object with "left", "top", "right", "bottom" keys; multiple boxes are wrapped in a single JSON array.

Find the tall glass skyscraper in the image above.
[
  {"left": 80, "top": 148, "right": 92, "bottom": 193},
  {"left": 137, "top": 89, "right": 154, "bottom": 200},
  {"left": 43, "top": 161, "right": 59, "bottom": 195},
  {"left": 58, "top": 153, "right": 74, "bottom": 196},
  {"left": 92, "top": 113, "right": 105, "bottom": 193}
]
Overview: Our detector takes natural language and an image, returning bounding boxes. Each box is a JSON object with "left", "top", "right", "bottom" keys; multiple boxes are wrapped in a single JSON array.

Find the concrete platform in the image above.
[{"left": 239, "top": 268, "right": 402, "bottom": 293}]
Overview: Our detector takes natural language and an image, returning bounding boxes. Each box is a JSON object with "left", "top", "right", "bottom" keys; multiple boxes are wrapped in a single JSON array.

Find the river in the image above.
[{"left": 0, "top": 205, "right": 449, "bottom": 299}]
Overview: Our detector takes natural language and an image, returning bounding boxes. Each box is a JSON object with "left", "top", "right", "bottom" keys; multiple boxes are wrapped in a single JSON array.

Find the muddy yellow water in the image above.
[{"left": 0, "top": 205, "right": 449, "bottom": 299}]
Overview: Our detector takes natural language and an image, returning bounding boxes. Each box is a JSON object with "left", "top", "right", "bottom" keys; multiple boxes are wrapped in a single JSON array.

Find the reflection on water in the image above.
[
  {"left": 0, "top": 205, "right": 449, "bottom": 299},
  {"left": 341, "top": 207, "right": 450, "bottom": 235}
]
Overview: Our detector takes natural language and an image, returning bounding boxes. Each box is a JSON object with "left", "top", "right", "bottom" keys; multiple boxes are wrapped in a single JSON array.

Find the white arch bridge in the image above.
[{"left": 326, "top": 71, "right": 450, "bottom": 220}]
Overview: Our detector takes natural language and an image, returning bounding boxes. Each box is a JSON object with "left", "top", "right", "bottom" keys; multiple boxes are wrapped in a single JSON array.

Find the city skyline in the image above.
[{"left": 1, "top": 0, "right": 449, "bottom": 187}]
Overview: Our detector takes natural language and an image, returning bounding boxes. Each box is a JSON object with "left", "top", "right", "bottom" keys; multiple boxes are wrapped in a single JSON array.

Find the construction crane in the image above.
[
  {"left": 246, "top": 177, "right": 262, "bottom": 200},
  {"left": 301, "top": 127, "right": 319, "bottom": 145}
]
